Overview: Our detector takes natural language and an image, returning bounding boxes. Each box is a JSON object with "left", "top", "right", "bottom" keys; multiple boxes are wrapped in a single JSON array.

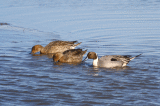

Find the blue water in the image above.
[{"left": 0, "top": 0, "right": 160, "bottom": 105}]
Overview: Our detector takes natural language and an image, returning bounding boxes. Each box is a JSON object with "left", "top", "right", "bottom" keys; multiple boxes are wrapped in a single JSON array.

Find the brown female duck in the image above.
[
  {"left": 31, "top": 40, "right": 81, "bottom": 54},
  {"left": 53, "top": 49, "right": 87, "bottom": 63}
]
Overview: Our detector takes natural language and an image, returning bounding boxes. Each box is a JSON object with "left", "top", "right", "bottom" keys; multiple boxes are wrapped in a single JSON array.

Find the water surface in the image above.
[{"left": 0, "top": 0, "right": 160, "bottom": 105}]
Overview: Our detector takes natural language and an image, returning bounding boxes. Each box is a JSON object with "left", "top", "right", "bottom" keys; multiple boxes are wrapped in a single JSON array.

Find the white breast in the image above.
[{"left": 93, "top": 58, "right": 98, "bottom": 66}]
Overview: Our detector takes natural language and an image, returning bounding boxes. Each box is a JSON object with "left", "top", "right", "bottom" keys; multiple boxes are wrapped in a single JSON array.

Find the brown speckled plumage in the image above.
[
  {"left": 31, "top": 40, "right": 81, "bottom": 54},
  {"left": 53, "top": 49, "right": 87, "bottom": 63}
]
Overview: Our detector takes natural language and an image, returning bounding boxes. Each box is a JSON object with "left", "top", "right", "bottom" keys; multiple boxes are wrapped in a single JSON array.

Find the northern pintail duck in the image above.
[
  {"left": 53, "top": 49, "right": 87, "bottom": 63},
  {"left": 83, "top": 52, "right": 142, "bottom": 68},
  {"left": 31, "top": 40, "right": 81, "bottom": 54}
]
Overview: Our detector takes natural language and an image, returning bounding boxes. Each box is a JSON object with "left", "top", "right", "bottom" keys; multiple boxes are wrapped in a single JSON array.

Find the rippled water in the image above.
[{"left": 0, "top": 0, "right": 160, "bottom": 105}]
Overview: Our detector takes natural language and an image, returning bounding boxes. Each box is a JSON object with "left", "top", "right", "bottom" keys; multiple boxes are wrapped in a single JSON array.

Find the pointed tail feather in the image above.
[
  {"left": 76, "top": 42, "right": 82, "bottom": 46},
  {"left": 122, "top": 53, "right": 142, "bottom": 67},
  {"left": 130, "top": 53, "right": 142, "bottom": 60},
  {"left": 83, "top": 49, "right": 87, "bottom": 55},
  {"left": 70, "top": 42, "right": 82, "bottom": 49}
]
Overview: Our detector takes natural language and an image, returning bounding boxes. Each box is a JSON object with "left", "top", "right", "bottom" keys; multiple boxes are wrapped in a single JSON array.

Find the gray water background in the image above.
[{"left": 0, "top": 0, "right": 160, "bottom": 105}]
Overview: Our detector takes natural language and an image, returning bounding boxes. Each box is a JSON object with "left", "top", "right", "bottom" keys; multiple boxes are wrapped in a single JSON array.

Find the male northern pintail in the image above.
[
  {"left": 31, "top": 40, "right": 81, "bottom": 54},
  {"left": 83, "top": 52, "right": 142, "bottom": 68},
  {"left": 53, "top": 49, "right": 87, "bottom": 63}
]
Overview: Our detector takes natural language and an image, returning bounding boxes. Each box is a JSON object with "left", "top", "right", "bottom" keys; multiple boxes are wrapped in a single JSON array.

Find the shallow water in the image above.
[{"left": 0, "top": 0, "right": 160, "bottom": 105}]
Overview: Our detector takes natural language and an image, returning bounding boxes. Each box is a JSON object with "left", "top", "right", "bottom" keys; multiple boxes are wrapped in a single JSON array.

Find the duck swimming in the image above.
[
  {"left": 53, "top": 49, "right": 87, "bottom": 63},
  {"left": 31, "top": 40, "right": 81, "bottom": 54},
  {"left": 83, "top": 52, "right": 142, "bottom": 68}
]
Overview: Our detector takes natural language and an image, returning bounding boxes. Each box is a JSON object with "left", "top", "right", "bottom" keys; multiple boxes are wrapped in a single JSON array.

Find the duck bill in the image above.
[
  {"left": 30, "top": 52, "right": 34, "bottom": 54},
  {"left": 82, "top": 56, "right": 88, "bottom": 62},
  {"left": 30, "top": 51, "right": 35, "bottom": 54}
]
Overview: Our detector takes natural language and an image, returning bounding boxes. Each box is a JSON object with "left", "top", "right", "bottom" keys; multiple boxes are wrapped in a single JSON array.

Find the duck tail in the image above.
[
  {"left": 70, "top": 42, "right": 82, "bottom": 49},
  {"left": 76, "top": 42, "right": 82, "bottom": 46},
  {"left": 130, "top": 53, "right": 142, "bottom": 60},
  {"left": 83, "top": 49, "right": 87, "bottom": 55}
]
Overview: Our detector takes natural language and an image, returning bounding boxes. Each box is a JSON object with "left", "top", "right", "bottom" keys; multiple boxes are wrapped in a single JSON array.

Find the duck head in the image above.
[
  {"left": 83, "top": 52, "right": 98, "bottom": 62},
  {"left": 53, "top": 52, "right": 63, "bottom": 62},
  {"left": 31, "top": 45, "right": 43, "bottom": 54}
]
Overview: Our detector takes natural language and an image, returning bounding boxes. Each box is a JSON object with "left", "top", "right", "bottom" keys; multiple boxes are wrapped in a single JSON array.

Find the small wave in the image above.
[{"left": 0, "top": 23, "right": 60, "bottom": 38}]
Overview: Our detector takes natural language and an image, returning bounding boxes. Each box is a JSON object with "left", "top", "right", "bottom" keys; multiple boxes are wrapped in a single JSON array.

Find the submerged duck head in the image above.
[
  {"left": 31, "top": 45, "right": 43, "bottom": 54},
  {"left": 53, "top": 52, "right": 63, "bottom": 62}
]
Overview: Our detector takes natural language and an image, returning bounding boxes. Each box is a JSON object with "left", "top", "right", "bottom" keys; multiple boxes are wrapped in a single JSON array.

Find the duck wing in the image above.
[{"left": 110, "top": 54, "right": 142, "bottom": 66}]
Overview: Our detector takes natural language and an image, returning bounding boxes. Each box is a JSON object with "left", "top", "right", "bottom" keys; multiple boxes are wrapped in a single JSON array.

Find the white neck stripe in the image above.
[{"left": 93, "top": 56, "right": 98, "bottom": 66}]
